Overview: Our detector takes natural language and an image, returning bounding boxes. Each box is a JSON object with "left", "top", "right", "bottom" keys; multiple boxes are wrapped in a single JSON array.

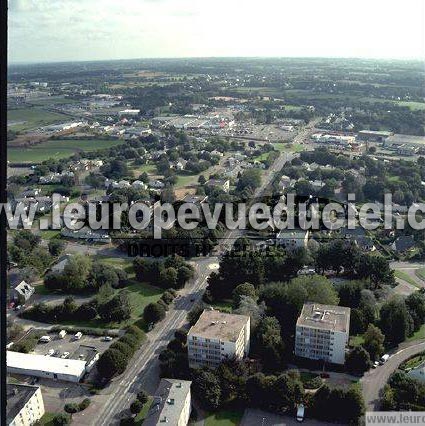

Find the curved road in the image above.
[{"left": 361, "top": 340, "right": 425, "bottom": 411}]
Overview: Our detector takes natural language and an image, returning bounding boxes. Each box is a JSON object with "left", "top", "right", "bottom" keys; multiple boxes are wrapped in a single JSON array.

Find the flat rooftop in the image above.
[
  {"left": 7, "top": 383, "right": 39, "bottom": 423},
  {"left": 188, "top": 310, "right": 249, "bottom": 342},
  {"left": 7, "top": 350, "right": 86, "bottom": 378},
  {"left": 297, "top": 303, "right": 350, "bottom": 333},
  {"left": 144, "top": 379, "right": 191, "bottom": 426},
  {"left": 385, "top": 134, "right": 425, "bottom": 146},
  {"left": 358, "top": 130, "right": 393, "bottom": 136}
]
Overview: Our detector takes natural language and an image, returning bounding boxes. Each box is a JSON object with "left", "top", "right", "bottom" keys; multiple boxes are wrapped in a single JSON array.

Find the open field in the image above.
[
  {"left": 7, "top": 107, "right": 69, "bottom": 131},
  {"left": 415, "top": 268, "right": 425, "bottom": 282},
  {"left": 394, "top": 270, "right": 422, "bottom": 288},
  {"left": 8, "top": 138, "right": 124, "bottom": 163},
  {"left": 407, "top": 324, "right": 425, "bottom": 342}
]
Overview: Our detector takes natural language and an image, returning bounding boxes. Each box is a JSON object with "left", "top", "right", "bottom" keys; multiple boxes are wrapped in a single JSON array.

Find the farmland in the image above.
[
  {"left": 7, "top": 107, "right": 69, "bottom": 131},
  {"left": 8, "top": 138, "right": 125, "bottom": 163}
]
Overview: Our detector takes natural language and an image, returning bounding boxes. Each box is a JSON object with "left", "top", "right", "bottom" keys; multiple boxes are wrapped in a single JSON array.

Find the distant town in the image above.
[{"left": 6, "top": 57, "right": 425, "bottom": 426}]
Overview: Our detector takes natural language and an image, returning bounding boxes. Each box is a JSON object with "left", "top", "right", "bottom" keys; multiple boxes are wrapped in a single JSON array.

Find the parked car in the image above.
[
  {"left": 61, "top": 352, "right": 70, "bottom": 359},
  {"left": 296, "top": 404, "right": 305, "bottom": 422},
  {"left": 39, "top": 336, "right": 51, "bottom": 343},
  {"left": 74, "top": 332, "right": 83, "bottom": 340},
  {"left": 372, "top": 361, "right": 379, "bottom": 368},
  {"left": 46, "top": 349, "right": 55, "bottom": 356},
  {"left": 102, "top": 336, "right": 113, "bottom": 342}
]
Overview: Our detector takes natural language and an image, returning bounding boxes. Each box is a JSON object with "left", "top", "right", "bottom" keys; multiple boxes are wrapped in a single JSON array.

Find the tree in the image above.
[
  {"left": 130, "top": 400, "right": 143, "bottom": 415},
  {"left": 143, "top": 302, "right": 166, "bottom": 324},
  {"left": 379, "top": 297, "right": 413, "bottom": 345},
  {"left": 192, "top": 368, "right": 222, "bottom": 410},
  {"left": 52, "top": 413, "right": 71, "bottom": 426},
  {"left": 406, "top": 292, "right": 425, "bottom": 331},
  {"left": 363, "top": 324, "right": 385, "bottom": 361},
  {"left": 98, "top": 292, "right": 132, "bottom": 322},
  {"left": 159, "top": 267, "right": 178, "bottom": 289},
  {"left": 232, "top": 282, "right": 256, "bottom": 308},
  {"left": 234, "top": 296, "right": 265, "bottom": 329},
  {"left": 136, "top": 390, "right": 149, "bottom": 404},
  {"left": 48, "top": 239, "right": 66, "bottom": 256},
  {"left": 97, "top": 349, "right": 128, "bottom": 379},
  {"left": 346, "top": 346, "right": 371, "bottom": 374},
  {"left": 236, "top": 169, "right": 262, "bottom": 192}
]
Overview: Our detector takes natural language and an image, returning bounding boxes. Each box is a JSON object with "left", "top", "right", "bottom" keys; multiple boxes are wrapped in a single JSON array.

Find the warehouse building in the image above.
[
  {"left": 187, "top": 310, "right": 250, "bottom": 369},
  {"left": 144, "top": 379, "right": 192, "bottom": 426},
  {"left": 7, "top": 351, "right": 87, "bottom": 382},
  {"left": 384, "top": 134, "right": 425, "bottom": 151},
  {"left": 6, "top": 383, "right": 45, "bottom": 425},
  {"left": 295, "top": 303, "right": 351, "bottom": 365},
  {"left": 357, "top": 130, "right": 393, "bottom": 142}
]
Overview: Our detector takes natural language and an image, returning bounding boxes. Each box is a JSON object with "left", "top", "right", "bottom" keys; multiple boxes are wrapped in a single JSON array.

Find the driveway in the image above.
[{"left": 360, "top": 340, "right": 425, "bottom": 411}]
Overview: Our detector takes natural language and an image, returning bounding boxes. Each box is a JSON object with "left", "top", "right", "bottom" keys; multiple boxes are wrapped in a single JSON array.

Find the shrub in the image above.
[
  {"left": 78, "top": 398, "right": 91, "bottom": 411},
  {"left": 130, "top": 399, "right": 143, "bottom": 414},
  {"left": 126, "top": 325, "right": 144, "bottom": 340},
  {"left": 110, "top": 342, "right": 134, "bottom": 360},
  {"left": 143, "top": 303, "right": 166, "bottom": 324},
  {"left": 304, "top": 376, "right": 323, "bottom": 390},
  {"left": 136, "top": 390, "right": 149, "bottom": 404},
  {"left": 161, "top": 291, "right": 175, "bottom": 305},
  {"left": 119, "top": 334, "right": 140, "bottom": 350},
  {"left": 52, "top": 413, "right": 71, "bottom": 425},
  {"left": 64, "top": 403, "right": 79, "bottom": 414},
  {"left": 97, "top": 349, "right": 128, "bottom": 379}
]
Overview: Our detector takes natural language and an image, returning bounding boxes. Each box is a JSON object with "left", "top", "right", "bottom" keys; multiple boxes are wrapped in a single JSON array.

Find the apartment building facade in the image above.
[
  {"left": 295, "top": 303, "right": 350, "bottom": 365},
  {"left": 7, "top": 384, "right": 45, "bottom": 426},
  {"left": 187, "top": 310, "right": 250, "bottom": 369}
]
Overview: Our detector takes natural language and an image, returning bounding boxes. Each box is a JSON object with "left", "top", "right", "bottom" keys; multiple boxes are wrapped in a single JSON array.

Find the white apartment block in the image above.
[
  {"left": 187, "top": 310, "right": 250, "bottom": 369},
  {"left": 7, "top": 384, "right": 45, "bottom": 426},
  {"left": 295, "top": 303, "right": 350, "bottom": 365}
]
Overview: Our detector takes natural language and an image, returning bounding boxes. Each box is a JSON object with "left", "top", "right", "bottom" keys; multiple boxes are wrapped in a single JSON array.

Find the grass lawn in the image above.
[
  {"left": 272, "top": 142, "right": 303, "bottom": 153},
  {"left": 134, "top": 397, "right": 153, "bottom": 425},
  {"left": 8, "top": 138, "right": 125, "bottom": 163},
  {"left": 7, "top": 107, "right": 69, "bottom": 131},
  {"left": 394, "top": 270, "right": 421, "bottom": 288},
  {"left": 415, "top": 268, "right": 425, "bottom": 282},
  {"left": 205, "top": 410, "right": 243, "bottom": 426},
  {"left": 176, "top": 173, "right": 200, "bottom": 188},
  {"left": 210, "top": 300, "right": 233, "bottom": 313},
  {"left": 123, "top": 281, "right": 163, "bottom": 321},
  {"left": 407, "top": 324, "right": 425, "bottom": 342},
  {"left": 400, "top": 352, "right": 425, "bottom": 370}
]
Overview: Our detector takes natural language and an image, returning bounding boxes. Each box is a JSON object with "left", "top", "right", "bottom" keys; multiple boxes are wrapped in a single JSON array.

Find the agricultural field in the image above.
[
  {"left": 7, "top": 107, "right": 69, "bottom": 131},
  {"left": 8, "top": 138, "right": 125, "bottom": 163}
]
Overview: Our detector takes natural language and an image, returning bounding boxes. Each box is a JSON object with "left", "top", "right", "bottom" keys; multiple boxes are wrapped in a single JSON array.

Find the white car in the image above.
[
  {"left": 103, "top": 336, "right": 113, "bottom": 342},
  {"left": 46, "top": 349, "right": 55, "bottom": 356},
  {"left": 372, "top": 361, "right": 379, "bottom": 368},
  {"left": 60, "top": 352, "right": 70, "bottom": 359}
]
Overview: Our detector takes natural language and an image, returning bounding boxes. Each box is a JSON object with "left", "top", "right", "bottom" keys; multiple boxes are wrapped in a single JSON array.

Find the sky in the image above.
[{"left": 8, "top": 0, "right": 425, "bottom": 63}]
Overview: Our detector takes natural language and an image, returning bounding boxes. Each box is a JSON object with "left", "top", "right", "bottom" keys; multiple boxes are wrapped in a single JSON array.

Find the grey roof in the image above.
[
  {"left": 393, "top": 235, "right": 416, "bottom": 252},
  {"left": 385, "top": 134, "right": 425, "bottom": 146},
  {"left": 188, "top": 310, "right": 249, "bottom": 342},
  {"left": 144, "top": 379, "right": 191, "bottom": 426},
  {"left": 7, "top": 383, "right": 40, "bottom": 423},
  {"left": 297, "top": 303, "right": 351, "bottom": 333}
]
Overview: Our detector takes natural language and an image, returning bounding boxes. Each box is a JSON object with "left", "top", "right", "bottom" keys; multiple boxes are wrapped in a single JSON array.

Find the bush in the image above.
[
  {"left": 126, "top": 324, "right": 144, "bottom": 340},
  {"left": 52, "top": 413, "right": 71, "bottom": 425},
  {"left": 130, "top": 399, "right": 144, "bottom": 414},
  {"left": 161, "top": 291, "right": 175, "bottom": 305},
  {"left": 304, "top": 376, "right": 323, "bottom": 390},
  {"left": 64, "top": 403, "right": 79, "bottom": 414},
  {"left": 157, "top": 299, "right": 169, "bottom": 311},
  {"left": 78, "top": 398, "right": 91, "bottom": 411},
  {"left": 136, "top": 390, "right": 149, "bottom": 404},
  {"left": 119, "top": 334, "right": 140, "bottom": 350}
]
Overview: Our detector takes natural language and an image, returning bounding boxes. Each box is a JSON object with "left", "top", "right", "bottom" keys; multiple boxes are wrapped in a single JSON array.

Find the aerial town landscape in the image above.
[
  {"left": 4, "top": 0, "right": 425, "bottom": 424},
  {"left": 5, "top": 55, "right": 425, "bottom": 425}
]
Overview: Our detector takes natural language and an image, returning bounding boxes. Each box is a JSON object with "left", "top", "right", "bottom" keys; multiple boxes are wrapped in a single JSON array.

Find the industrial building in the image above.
[
  {"left": 384, "top": 134, "right": 425, "bottom": 152},
  {"left": 7, "top": 351, "right": 87, "bottom": 382},
  {"left": 6, "top": 383, "right": 45, "bottom": 425},
  {"left": 295, "top": 303, "right": 351, "bottom": 365},
  {"left": 187, "top": 310, "right": 250, "bottom": 369},
  {"left": 144, "top": 379, "right": 192, "bottom": 426},
  {"left": 357, "top": 130, "right": 393, "bottom": 142}
]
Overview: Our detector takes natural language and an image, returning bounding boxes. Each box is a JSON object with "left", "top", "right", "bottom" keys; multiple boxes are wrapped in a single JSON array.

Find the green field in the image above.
[
  {"left": 134, "top": 397, "right": 153, "bottom": 424},
  {"left": 8, "top": 138, "right": 124, "bottom": 163},
  {"left": 205, "top": 410, "right": 243, "bottom": 426},
  {"left": 415, "top": 268, "right": 425, "bottom": 282},
  {"left": 7, "top": 107, "right": 69, "bottom": 131},
  {"left": 407, "top": 324, "right": 425, "bottom": 342},
  {"left": 394, "top": 270, "right": 422, "bottom": 288}
]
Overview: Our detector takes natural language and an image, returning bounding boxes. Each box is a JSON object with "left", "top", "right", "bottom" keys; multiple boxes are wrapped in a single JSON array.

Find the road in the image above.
[
  {"left": 360, "top": 340, "right": 425, "bottom": 411},
  {"left": 87, "top": 126, "right": 308, "bottom": 425}
]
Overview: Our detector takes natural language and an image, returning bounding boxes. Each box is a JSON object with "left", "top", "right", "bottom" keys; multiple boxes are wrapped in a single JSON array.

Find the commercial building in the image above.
[
  {"left": 357, "top": 130, "right": 393, "bottom": 142},
  {"left": 187, "top": 310, "right": 250, "bottom": 369},
  {"left": 144, "top": 379, "right": 192, "bottom": 426},
  {"left": 295, "top": 303, "right": 351, "bottom": 365},
  {"left": 7, "top": 351, "right": 87, "bottom": 382},
  {"left": 311, "top": 133, "right": 356, "bottom": 147},
  {"left": 6, "top": 383, "right": 45, "bottom": 426},
  {"left": 11, "top": 281, "right": 34, "bottom": 302}
]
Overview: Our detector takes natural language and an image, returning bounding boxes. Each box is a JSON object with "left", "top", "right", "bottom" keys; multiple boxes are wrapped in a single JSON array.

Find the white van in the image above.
[
  {"left": 296, "top": 404, "right": 305, "bottom": 422},
  {"left": 39, "top": 336, "right": 51, "bottom": 343},
  {"left": 379, "top": 354, "right": 390, "bottom": 365},
  {"left": 58, "top": 330, "right": 67, "bottom": 339},
  {"left": 74, "top": 332, "right": 83, "bottom": 340}
]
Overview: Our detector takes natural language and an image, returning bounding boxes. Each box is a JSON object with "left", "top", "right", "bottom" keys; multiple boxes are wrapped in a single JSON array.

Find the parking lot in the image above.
[{"left": 32, "top": 331, "right": 114, "bottom": 361}]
